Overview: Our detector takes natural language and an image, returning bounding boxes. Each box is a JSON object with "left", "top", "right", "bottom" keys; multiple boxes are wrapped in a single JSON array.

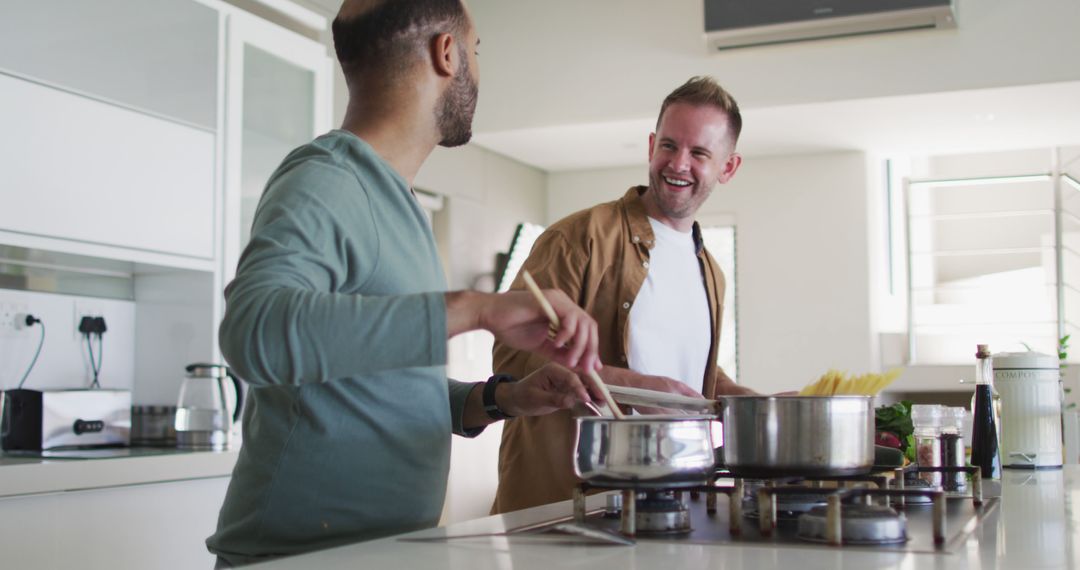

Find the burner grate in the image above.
[
  {"left": 797, "top": 503, "right": 908, "bottom": 545},
  {"left": 572, "top": 464, "right": 984, "bottom": 548}
]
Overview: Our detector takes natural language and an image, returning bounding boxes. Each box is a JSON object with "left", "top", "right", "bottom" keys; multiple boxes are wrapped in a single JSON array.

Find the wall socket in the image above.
[
  {"left": 0, "top": 300, "right": 31, "bottom": 336},
  {"left": 73, "top": 300, "right": 105, "bottom": 339}
]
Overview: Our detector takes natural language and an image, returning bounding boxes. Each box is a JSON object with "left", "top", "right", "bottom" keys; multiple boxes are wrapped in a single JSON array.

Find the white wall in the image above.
[
  {"left": 133, "top": 270, "right": 218, "bottom": 404},
  {"left": 547, "top": 152, "right": 877, "bottom": 395},
  {"left": 441, "top": 329, "right": 501, "bottom": 524},
  {"left": 413, "top": 144, "right": 549, "bottom": 523},
  {"left": 0, "top": 272, "right": 216, "bottom": 404},
  {"left": 0, "top": 289, "right": 135, "bottom": 394},
  {"left": 419, "top": 145, "right": 547, "bottom": 291}
]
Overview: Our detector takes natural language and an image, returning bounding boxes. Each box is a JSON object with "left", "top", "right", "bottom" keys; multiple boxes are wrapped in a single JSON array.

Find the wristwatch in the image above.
[{"left": 483, "top": 374, "right": 517, "bottom": 420}]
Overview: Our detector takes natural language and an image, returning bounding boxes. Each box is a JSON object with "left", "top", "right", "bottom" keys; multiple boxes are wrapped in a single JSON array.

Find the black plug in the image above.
[
  {"left": 24, "top": 314, "right": 40, "bottom": 326},
  {"left": 78, "top": 316, "right": 96, "bottom": 335},
  {"left": 93, "top": 316, "right": 107, "bottom": 334}
]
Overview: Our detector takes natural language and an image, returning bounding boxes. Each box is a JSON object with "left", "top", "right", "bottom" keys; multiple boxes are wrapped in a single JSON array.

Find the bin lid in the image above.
[{"left": 993, "top": 351, "right": 1059, "bottom": 370}]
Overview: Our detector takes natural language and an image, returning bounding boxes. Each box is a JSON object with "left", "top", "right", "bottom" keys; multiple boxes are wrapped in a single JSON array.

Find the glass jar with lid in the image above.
[
  {"left": 940, "top": 407, "right": 968, "bottom": 492},
  {"left": 912, "top": 404, "right": 945, "bottom": 487}
]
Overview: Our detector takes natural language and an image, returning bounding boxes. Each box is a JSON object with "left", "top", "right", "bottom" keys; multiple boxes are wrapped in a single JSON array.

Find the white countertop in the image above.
[
  {"left": 251, "top": 466, "right": 1080, "bottom": 570},
  {"left": 0, "top": 448, "right": 238, "bottom": 497}
]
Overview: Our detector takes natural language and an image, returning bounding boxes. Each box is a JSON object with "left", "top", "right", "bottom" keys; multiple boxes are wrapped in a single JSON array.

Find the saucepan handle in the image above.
[{"left": 607, "top": 384, "right": 718, "bottom": 414}]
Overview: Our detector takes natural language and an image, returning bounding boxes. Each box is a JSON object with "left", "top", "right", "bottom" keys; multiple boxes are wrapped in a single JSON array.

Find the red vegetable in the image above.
[{"left": 876, "top": 430, "right": 902, "bottom": 449}]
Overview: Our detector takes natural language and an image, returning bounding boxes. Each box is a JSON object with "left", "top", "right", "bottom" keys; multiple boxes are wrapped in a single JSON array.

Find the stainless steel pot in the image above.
[
  {"left": 574, "top": 414, "right": 716, "bottom": 488},
  {"left": 718, "top": 395, "right": 874, "bottom": 477}
]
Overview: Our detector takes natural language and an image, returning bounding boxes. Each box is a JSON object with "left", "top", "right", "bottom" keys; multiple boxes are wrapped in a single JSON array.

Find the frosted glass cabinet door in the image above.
[
  {"left": 0, "top": 0, "right": 218, "bottom": 129},
  {"left": 223, "top": 13, "right": 332, "bottom": 281}
]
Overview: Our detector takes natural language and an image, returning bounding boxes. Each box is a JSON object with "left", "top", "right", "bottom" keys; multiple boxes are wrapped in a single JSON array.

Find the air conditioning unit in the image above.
[{"left": 704, "top": 0, "right": 956, "bottom": 51}]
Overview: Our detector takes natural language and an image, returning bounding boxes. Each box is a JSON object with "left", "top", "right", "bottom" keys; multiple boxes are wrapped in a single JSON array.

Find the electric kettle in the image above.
[{"left": 175, "top": 363, "right": 244, "bottom": 451}]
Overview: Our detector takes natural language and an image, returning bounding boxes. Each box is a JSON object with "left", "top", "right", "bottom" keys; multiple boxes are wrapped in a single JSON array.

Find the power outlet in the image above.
[
  {"left": 0, "top": 301, "right": 30, "bottom": 337},
  {"left": 73, "top": 300, "right": 105, "bottom": 339}
]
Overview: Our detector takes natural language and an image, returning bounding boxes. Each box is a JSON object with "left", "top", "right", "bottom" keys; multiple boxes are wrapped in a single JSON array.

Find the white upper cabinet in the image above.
[
  {"left": 0, "top": 0, "right": 221, "bottom": 261},
  {"left": 0, "top": 0, "right": 332, "bottom": 269},
  {"left": 0, "top": 73, "right": 216, "bottom": 260},
  {"left": 0, "top": 0, "right": 219, "bottom": 129}
]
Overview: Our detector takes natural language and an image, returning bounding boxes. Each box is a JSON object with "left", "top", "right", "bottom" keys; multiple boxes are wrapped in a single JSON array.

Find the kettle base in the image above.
[{"left": 176, "top": 430, "right": 228, "bottom": 451}]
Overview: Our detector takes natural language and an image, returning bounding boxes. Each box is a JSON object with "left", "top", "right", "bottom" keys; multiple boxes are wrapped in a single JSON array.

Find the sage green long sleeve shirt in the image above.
[{"left": 207, "top": 130, "right": 479, "bottom": 566}]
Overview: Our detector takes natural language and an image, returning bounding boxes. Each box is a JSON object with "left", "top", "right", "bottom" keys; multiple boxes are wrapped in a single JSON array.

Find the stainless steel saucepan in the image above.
[
  {"left": 717, "top": 395, "right": 875, "bottom": 477},
  {"left": 573, "top": 412, "right": 716, "bottom": 488},
  {"left": 573, "top": 392, "right": 874, "bottom": 486}
]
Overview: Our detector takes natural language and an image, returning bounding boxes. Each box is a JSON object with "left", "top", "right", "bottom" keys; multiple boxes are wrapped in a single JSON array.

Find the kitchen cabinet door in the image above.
[
  {"left": 0, "top": 0, "right": 219, "bottom": 130},
  {"left": 222, "top": 12, "right": 333, "bottom": 282},
  {"left": 0, "top": 476, "right": 230, "bottom": 569},
  {"left": 0, "top": 73, "right": 216, "bottom": 260},
  {"left": 0, "top": 0, "right": 220, "bottom": 262}
]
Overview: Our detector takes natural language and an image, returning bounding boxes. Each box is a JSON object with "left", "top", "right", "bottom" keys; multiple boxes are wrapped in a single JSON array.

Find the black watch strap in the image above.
[{"left": 483, "top": 374, "right": 517, "bottom": 420}]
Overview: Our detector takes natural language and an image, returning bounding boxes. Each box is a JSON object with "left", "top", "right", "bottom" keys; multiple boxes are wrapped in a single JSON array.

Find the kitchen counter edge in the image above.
[{"left": 0, "top": 448, "right": 238, "bottom": 498}]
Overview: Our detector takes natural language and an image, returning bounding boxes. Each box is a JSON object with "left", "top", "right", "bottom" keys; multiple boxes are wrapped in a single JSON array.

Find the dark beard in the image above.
[{"left": 435, "top": 52, "right": 478, "bottom": 148}]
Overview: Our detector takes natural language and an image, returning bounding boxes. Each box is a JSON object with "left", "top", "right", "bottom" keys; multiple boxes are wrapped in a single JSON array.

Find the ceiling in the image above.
[
  {"left": 296, "top": 0, "right": 1080, "bottom": 172},
  {"left": 473, "top": 81, "right": 1080, "bottom": 171}
]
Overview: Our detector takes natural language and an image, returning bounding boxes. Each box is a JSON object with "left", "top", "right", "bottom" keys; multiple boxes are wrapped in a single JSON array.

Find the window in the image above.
[
  {"left": 495, "top": 223, "right": 545, "bottom": 293},
  {"left": 899, "top": 148, "right": 1080, "bottom": 364},
  {"left": 702, "top": 225, "right": 739, "bottom": 380}
]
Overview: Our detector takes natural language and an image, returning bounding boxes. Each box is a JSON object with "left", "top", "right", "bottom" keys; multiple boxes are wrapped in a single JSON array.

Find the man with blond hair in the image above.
[{"left": 492, "top": 76, "right": 755, "bottom": 514}]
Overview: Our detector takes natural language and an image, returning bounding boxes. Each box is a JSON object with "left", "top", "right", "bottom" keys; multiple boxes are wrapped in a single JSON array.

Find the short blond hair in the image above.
[{"left": 656, "top": 76, "right": 742, "bottom": 145}]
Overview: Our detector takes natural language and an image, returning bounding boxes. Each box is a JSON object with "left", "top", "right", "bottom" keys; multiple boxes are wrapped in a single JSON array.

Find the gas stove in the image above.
[{"left": 519, "top": 465, "right": 999, "bottom": 554}]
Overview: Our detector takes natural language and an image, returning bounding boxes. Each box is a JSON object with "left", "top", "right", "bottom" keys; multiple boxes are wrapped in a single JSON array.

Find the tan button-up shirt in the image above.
[{"left": 491, "top": 186, "right": 727, "bottom": 514}]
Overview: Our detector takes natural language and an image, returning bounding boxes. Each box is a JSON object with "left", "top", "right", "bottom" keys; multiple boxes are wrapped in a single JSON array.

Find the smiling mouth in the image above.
[{"left": 663, "top": 175, "right": 693, "bottom": 188}]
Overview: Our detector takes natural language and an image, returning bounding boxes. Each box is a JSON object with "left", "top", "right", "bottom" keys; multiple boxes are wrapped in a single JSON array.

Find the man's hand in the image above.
[
  {"left": 499, "top": 363, "right": 595, "bottom": 417},
  {"left": 604, "top": 368, "right": 704, "bottom": 399},
  {"left": 446, "top": 290, "right": 601, "bottom": 374},
  {"left": 460, "top": 363, "right": 597, "bottom": 429},
  {"left": 715, "top": 383, "right": 759, "bottom": 396},
  {"left": 714, "top": 368, "right": 759, "bottom": 396},
  {"left": 598, "top": 367, "right": 705, "bottom": 415}
]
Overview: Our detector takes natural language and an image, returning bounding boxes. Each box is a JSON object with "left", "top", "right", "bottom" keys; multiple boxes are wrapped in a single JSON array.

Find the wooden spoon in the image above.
[{"left": 521, "top": 271, "right": 626, "bottom": 419}]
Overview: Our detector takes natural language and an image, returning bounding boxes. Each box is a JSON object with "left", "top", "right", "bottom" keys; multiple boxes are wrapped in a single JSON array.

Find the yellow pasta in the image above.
[{"left": 798, "top": 368, "right": 902, "bottom": 396}]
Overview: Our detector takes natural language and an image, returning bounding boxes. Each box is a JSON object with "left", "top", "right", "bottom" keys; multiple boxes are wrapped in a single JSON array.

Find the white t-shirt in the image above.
[{"left": 627, "top": 217, "right": 712, "bottom": 394}]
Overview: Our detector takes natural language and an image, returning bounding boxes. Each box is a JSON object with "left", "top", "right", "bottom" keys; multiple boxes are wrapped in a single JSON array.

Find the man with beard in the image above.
[
  {"left": 206, "top": 1, "right": 604, "bottom": 566},
  {"left": 491, "top": 76, "right": 758, "bottom": 514}
]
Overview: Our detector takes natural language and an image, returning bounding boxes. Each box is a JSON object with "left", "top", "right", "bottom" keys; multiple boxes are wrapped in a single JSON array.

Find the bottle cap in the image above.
[{"left": 976, "top": 344, "right": 991, "bottom": 359}]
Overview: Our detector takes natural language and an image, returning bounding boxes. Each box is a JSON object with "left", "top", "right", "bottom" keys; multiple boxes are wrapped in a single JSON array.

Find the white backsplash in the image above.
[{"left": 0, "top": 289, "right": 135, "bottom": 393}]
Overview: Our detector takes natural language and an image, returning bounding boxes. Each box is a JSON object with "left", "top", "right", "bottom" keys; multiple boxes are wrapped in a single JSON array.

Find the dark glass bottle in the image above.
[{"left": 970, "top": 344, "right": 1000, "bottom": 479}]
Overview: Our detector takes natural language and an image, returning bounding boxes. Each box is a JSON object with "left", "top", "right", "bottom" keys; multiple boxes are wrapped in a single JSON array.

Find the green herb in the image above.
[
  {"left": 875, "top": 400, "right": 915, "bottom": 461},
  {"left": 876, "top": 400, "right": 913, "bottom": 436}
]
